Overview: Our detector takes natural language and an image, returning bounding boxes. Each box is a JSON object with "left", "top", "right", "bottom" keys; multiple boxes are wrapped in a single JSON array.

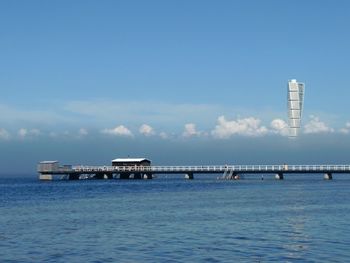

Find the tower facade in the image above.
[{"left": 287, "top": 79, "right": 305, "bottom": 137}]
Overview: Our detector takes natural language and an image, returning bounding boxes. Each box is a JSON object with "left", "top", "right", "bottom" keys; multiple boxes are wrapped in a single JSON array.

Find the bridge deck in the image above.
[{"left": 38, "top": 164, "right": 350, "bottom": 175}]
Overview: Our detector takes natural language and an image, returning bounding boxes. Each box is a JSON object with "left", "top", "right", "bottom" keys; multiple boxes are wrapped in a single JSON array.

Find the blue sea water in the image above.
[{"left": 1, "top": 175, "right": 350, "bottom": 262}]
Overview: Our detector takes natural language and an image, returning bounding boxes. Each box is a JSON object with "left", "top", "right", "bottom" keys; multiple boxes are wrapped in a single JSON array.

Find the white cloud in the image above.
[
  {"left": 101, "top": 125, "right": 133, "bottom": 137},
  {"left": 18, "top": 128, "right": 28, "bottom": 137},
  {"left": 270, "top": 119, "right": 289, "bottom": 136},
  {"left": 139, "top": 124, "right": 155, "bottom": 136},
  {"left": 159, "top": 132, "right": 168, "bottom": 139},
  {"left": 0, "top": 101, "right": 294, "bottom": 136},
  {"left": 182, "top": 123, "right": 202, "bottom": 137},
  {"left": 79, "top": 128, "right": 88, "bottom": 136},
  {"left": 18, "top": 128, "right": 41, "bottom": 138},
  {"left": 339, "top": 122, "right": 350, "bottom": 134},
  {"left": 211, "top": 116, "right": 268, "bottom": 139},
  {"left": 303, "top": 116, "right": 334, "bottom": 134},
  {"left": 0, "top": 128, "right": 10, "bottom": 140},
  {"left": 339, "top": 128, "right": 349, "bottom": 134}
]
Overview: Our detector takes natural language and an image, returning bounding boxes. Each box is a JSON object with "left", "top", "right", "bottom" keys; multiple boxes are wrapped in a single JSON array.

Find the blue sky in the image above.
[{"left": 1, "top": 1, "right": 350, "bottom": 174}]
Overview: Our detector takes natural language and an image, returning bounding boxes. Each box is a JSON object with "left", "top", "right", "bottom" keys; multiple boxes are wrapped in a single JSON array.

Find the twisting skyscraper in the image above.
[{"left": 287, "top": 79, "right": 305, "bottom": 137}]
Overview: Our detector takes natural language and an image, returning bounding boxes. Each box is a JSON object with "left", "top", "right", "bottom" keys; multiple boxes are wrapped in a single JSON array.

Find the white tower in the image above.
[{"left": 287, "top": 79, "right": 305, "bottom": 137}]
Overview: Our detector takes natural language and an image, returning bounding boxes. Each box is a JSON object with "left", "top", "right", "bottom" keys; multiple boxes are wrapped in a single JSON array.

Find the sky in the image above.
[{"left": 1, "top": 0, "right": 350, "bottom": 175}]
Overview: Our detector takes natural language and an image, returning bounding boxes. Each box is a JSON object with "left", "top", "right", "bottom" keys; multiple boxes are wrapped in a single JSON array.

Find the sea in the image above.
[{"left": 1, "top": 174, "right": 350, "bottom": 262}]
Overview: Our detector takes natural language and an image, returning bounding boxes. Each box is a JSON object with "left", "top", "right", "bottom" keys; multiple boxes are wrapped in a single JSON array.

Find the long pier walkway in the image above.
[{"left": 38, "top": 163, "right": 350, "bottom": 180}]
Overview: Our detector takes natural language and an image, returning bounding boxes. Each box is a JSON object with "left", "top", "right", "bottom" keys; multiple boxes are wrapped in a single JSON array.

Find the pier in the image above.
[{"left": 38, "top": 161, "right": 350, "bottom": 181}]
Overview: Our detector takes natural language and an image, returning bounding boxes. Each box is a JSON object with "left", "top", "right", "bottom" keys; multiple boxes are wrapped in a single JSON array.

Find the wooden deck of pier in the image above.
[{"left": 38, "top": 162, "right": 350, "bottom": 181}]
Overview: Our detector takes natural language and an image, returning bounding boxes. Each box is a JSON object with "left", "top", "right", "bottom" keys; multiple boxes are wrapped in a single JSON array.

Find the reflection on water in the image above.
[{"left": 283, "top": 191, "right": 310, "bottom": 261}]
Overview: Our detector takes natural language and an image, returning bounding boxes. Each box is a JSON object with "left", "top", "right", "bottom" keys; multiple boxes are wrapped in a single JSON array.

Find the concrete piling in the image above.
[
  {"left": 324, "top": 173, "right": 333, "bottom": 180},
  {"left": 275, "top": 173, "right": 284, "bottom": 180},
  {"left": 185, "top": 173, "right": 194, "bottom": 180}
]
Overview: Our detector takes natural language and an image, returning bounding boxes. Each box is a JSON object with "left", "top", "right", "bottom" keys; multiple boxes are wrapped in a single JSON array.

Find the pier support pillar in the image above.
[
  {"left": 227, "top": 173, "right": 240, "bottom": 180},
  {"left": 275, "top": 173, "right": 284, "bottom": 180},
  {"left": 143, "top": 173, "right": 153, "bottom": 179},
  {"left": 324, "top": 173, "right": 333, "bottom": 180},
  {"left": 39, "top": 174, "right": 53, "bottom": 181},
  {"left": 103, "top": 174, "right": 113, "bottom": 179},
  {"left": 185, "top": 173, "right": 194, "bottom": 180},
  {"left": 94, "top": 173, "right": 112, "bottom": 180}
]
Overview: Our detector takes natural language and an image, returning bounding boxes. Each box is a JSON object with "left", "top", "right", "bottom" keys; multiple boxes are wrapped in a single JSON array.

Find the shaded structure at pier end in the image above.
[{"left": 37, "top": 161, "right": 59, "bottom": 180}]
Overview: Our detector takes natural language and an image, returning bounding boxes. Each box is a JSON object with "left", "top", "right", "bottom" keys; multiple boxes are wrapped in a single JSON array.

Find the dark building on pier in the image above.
[
  {"left": 111, "top": 158, "right": 152, "bottom": 180},
  {"left": 111, "top": 158, "right": 151, "bottom": 167}
]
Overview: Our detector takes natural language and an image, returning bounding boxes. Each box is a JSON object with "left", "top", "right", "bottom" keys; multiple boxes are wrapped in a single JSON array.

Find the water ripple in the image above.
[{"left": 1, "top": 176, "right": 350, "bottom": 262}]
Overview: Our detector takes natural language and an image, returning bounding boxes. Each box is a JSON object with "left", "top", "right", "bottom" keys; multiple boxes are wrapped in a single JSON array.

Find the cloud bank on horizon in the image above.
[{"left": 0, "top": 106, "right": 347, "bottom": 141}]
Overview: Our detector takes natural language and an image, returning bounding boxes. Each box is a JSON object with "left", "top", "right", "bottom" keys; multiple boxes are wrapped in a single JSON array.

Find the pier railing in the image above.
[{"left": 63, "top": 164, "right": 350, "bottom": 174}]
